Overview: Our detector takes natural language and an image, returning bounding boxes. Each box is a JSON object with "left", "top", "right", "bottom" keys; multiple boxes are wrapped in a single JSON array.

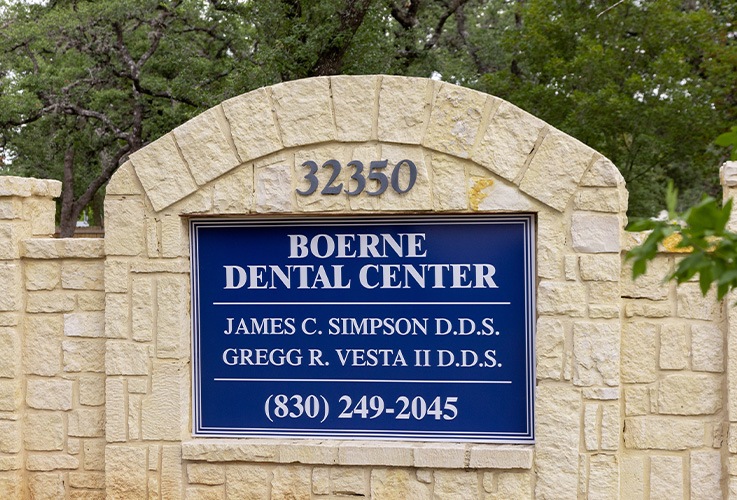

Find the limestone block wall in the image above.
[
  {"left": 0, "top": 177, "right": 106, "bottom": 498},
  {"left": 0, "top": 76, "right": 733, "bottom": 498}
]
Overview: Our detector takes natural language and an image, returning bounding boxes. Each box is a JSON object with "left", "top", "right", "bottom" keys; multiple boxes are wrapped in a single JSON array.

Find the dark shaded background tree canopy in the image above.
[{"left": 1, "top": 0, "right": 734, "bottom": 235}]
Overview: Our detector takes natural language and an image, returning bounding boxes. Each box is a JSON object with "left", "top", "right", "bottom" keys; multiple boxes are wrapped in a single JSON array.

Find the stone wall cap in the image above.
[
  {"left": 720, "top": 161, "right": 737, "bottom": 187},
  {"left": 0, "top": 176, "right": 62, "bottom": 198}
]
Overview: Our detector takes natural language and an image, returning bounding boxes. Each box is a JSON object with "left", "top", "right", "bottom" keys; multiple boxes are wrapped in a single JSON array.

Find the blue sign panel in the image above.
[{"left": 190, "top": 215, "right": 535, "bottom": 442}]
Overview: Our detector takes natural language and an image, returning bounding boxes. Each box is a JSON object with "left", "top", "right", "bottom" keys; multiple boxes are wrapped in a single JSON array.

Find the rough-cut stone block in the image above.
[
  {"left": 187, "top": 463, "right": 225, "bottom": 485},
  {"left": 468, "top": 445, "right": 533, "bottom": 469},
  {"left": 61, "top": 261, "right": 104, "bottom": 290},
  {"left": 142, "top": 363, "right": 182, "bottom": 441},
  {"left": 659, "top": 323, "right": 689, "bottom": 370},
  {"left": 338, "top": 442, "right": 413, "bottom": 466},
  {"left": 579, "top": 254, "right": 621, "bottom": 282},
  {"left": 222, "top": 88, "right": 282, "bottom": 163},
  {"left": 106, "top": 379, "right": 126, "bottom": 443},
  {"left": 472, "top": 101, "right": 545, "bottom": 182},
  {"left": 0, "top": 176, "right": 61, "bottom": 197},
  {"left": 157, "top": 275, "right": 189, "bottom": 359},
  {"left": 26, "top": 291, "right": 76, "bottom": 313},
  {"left": 225, "top": 464, "right": 270, "bottom": 499},
  {"left": 24, "top": 413, "right": 64, "bottom": 451},
  {"left": 212, "top": 166, "right": 253, "bottom": 214},
  {"left": 431, "top": 153, "right": 468, "bottom": 211},
  {"left": 623, "top": 386, "right": 649, "bottom": 416},
  {"left": 69, "top": 409, "right": 105, "bottom": 437},
  {"left": 424, "top": 83, "right": 488, "bottom": 158},
  {"left": 584, "top": 403, "right": 599, "bottom": 451},
  {"left": 495, "top": 472, "right": 532, "bottom": 500},
  {"left": 588, "top": 454, "right": 618, "bottom": 499},
  {"left": 658, "top": 374, "right": 721, "bottom": 415},
  {"left": 0, "top": 198, "right": 22, "bottom": 219},
  {"left": 572, "top": 322, "right": 620, "bottom": 387},
  {"left": 583, "top": 387, "right": 619, "bottom": 400},
  {"left": 106, "top": 341, "right": 149, "bottom": 375},
  {"left": 106, "top": 446, "right": 147, "bottom": 498},
  {"left": 600, "top": 404, "right": 619, "bottom": 451},
  {"left": 378, "top": 76, "right": 431, "bottom": 145},
  {"left": 0, "top": 327, "right": 20, "bottom": 379},
  {"left": 650, "top": 455, "right": 683, "bottom": 500},
  {"left": 161, "top": 445, "right": 183, "bottom": 499},
  {"left": 677, "top": 283, "right": 720, "bottom": 321},
  {"left": 581, "top": 157, "right": 623, "bottom": 187},
  {"left": 277, "top": 441, "right": 340, "bottom": 465},
  {"left": 182, "top": 441, "right": 278, "bottom": 463},
  {"left": 691, "top": 450, "right": 722, "bottom": 500},
  {"left": 271, "top": 78, "right": 334, "bottom": 147},
  {"left": 29, "top": 472, "right": 65, "bottom": 499},
  {"left": 625, "top": 300, "right": 672, "bottom": 318},
  {"left": 413, "top": 443, "right": 465, "bottom": 468},
  {"left": 0, "top": 224, "right": 23, "bottom": 260},
  {"left": 434, "top": 470, "right": 479, "bottom": 498},
  {"left": 691, "top": 324, "right": 724, "bottom": 372},
  {"left": 64, "top": 312, "right": 105, "bottom": 338},
  {"left": 26, "top": 198, "right": 56, "bottom": 236},
  {"left": 26, "top": 379, "right": 72, "bottom": 410},
  {"left": 621, "top": 322, "right": 657, "bottom": 383},
  {"left": 255, "top": 162, "right": 292, "bottom": 213},
  {"left": 331, "top": 75, "right": 378, "bottom": 142},
  {"left": 104, "top": 294, "right": 129, "bottom": 339},
  {"left": 25, "top": 261, "right": 60, "bottom": 291},
  {"left": 536, "top": 317, "right": 564, "bottom": 380},
  {"left": 535, "top": 384, "right": 580, "bottom": 498},
  {"left": 620, "top": 455, "right": 645, "bottom": 499},
  {"left": 330, "top": 468, "right": 366, "bottom": 496},
  {"left": 574, "top": 188, "right": 621, "bottom": 212},
  {"left": 624, "top": 417, "right": 703, "bottom": 450},
  {"left": 104, "top": 198, "right": 145, "bottom": 256},
  {"left": 79, "top": 374, "right": 105, "bottom": 406},
  {"left": 571, "top": 212, "right": 621, "bottom": 253},
  {"left": 472, "top": 176, "right": 535, "bottom": 212},
  {"left": 271, "top": 466, "right": 311, "bottom": 500},
  {"left": 370, "top": 469, "right": 431, "bottom": 499},
  {"left": 621, "top": 255, "right": 671, "bottom": 299},
  {"left": 537, "top": 211, "right": 565, "bottom": 279},
  {"left": 129, "top": 133, "right": 198, "bottom": 211},
  {"left": 0, "top": 420, "right": 20, "bottom": 454},
  {"left": 519, "top": 130, "right": 595, "bottom": 211},
  {"left": 293, "top": 144, "right": 350, "bottom": 212},
  {"left": 173, "top": 106, "right": 240, "bottom": 186},
  {"left": 537, "top": 281, "right": 587, "bottom": 317},
  {"left": 107, "top": 161, "right": 141, "bottom": 195},
  {"left": 24, "top": 315, "right": 62, "bottom": 376},
  {"left": 0, "top": 263, "right": 21, "bottom": 312}
]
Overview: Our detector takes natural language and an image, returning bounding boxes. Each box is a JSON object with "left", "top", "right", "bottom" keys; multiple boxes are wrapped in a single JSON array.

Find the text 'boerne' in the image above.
[{"left": 223, "top": 232, "right": 499, "bottom": 290}]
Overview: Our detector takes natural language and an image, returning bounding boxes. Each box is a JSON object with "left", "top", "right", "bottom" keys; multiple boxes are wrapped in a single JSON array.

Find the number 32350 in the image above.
[{"left": 295, "top": 159, "right": 418, "bottom": 196}]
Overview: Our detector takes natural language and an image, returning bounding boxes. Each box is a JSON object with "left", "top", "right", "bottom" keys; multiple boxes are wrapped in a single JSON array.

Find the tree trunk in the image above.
[{"left": 58, "top": 146, "right": 77, "bottom": 238}]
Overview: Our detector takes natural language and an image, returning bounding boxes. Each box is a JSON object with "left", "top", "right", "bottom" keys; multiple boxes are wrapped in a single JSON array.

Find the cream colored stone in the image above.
[
  {"left": 424, "top": 83, "right": 488, "bottom": 157},
  {"left": 104, "top": 293, "right": 129, "bottom": 339},
  {"left": 62, "top": 339, "right": 105, "bottom": 374},
  {"left": 0, "top": 224, "right": 22, "bottom": 260},
  {"left": 255, "top": 162, "right": 292, "bottom": 212},
  {"left": 79, "top": 374, "right": 105, "bottom": 406},
  {"left": 61, "top": 261, "right": 104, "bottom": 290},
  {"left": 0, "top": 420, "right": 20, "bottom": 453},
  {"left": 330, "top": 467, "right": 366, "bottom": 496},
  {"left": 691, "top": 450, "right": 722, "bottom": 500},
  {"left": 537, "top": 281, "right": 587, "bottom": 317},
  {"left": 600, "top": 404, "right": 619, "bottom": 451},
  {"left": 370, "top": 469, "right": 431, "bottom": 500},
  {"left": 270, "top": 466, "right": 311, "bottom": 500},
  {"left": 0, "top": 327, "right": 20, "bottom": 379},
  {"left": 169, "top": 185, "right": 214, "bottom": 214},
  {"left": 0, "top": 473, "right": 22, "bottom": 497},
  {"left": 571, "top": 212, "right": 621, "bottom": 253},
  {"left": 26, "top": 290, "right": 76, "bottom": 313},
  {"left": 24, "top": 413, "right": 63, "bottom": 451},
  {"left": 472, "top": 101, "right": 544, "bottom": 182},
  {"left": 222, "top": 88, "right": 283, "bottom": 162},
  {"left": 68, "top": 408, "right": 105, "bottom": 438},
  {"left": 413, "top": 443, "right": 465, "bottom": 468},
  {"left": 583, "top": 387, "right": 619, "bottom": 400},
  {"left": 572, "top": 322, "right": 619, "bottom": 386},
  {"left": 431, "top": 153, "right": 468, "bottom": 211},
  {"left": 106, "top": 446, "right": 147, "bottom": 498},
  {"left": 29, "top": 472, "right": 65, "bottom": 499},
  {"left": 434, "top": 470, "right": 479, "bottom": 498},
  {"left": 84, "top": 440, "right": 105, "bottom": 471},
  {"left": 182, "top": 441, "right": 278, "bottom": 463},
  {"left": 535, "top": 384, "right": 580, "bottom": 498},
  {"left": 536, "top": 317, "right": 564, "bottom": 380},
  {"left": 142, "top": 363, "right": 182, "bottom": 441},
  {"left": 225, "top": 464, "right": 270, "bottom": 500},
  {"left": 272, "top": 78, "right": 335, "bottom": 147},
  {"left": 185, "top": 486, "right": 223, "bottom": 500},
  {"left": 107, "top": 161, "right": 141, "bottom": 195},
  {"left": 0, "top": 312, "right": 19, "bottom": 327},
  {"left": 564, "top": 255, "right": 578, "bottom": 280},
  {"left": 0, "top": 176, "right": 61, "bottom": 197},
  {"left": 519, "top": 130, "right": 595, "bottom": 211},
  {"left": 161, "top": 445, "right": 183, "bottom": 499},
  {"left": 332, "top": 75, "right": 379, "bottom": 142},
  {"left": 494, "top": 472, "right": 532, "bottom": 500},
  {"left": 157, "top": 275, "right": 189, "bottom": 359},
  {"left": 104, "top": 260, "right": 129, "bottom": 294},
  {"left": 69, "top": 471, "right": 105, "bottom": 490},
  {"left": 22, "top": 199, "right": 54, "bottom": 238},
  {"left": 580, "top": 157, "right": 623, "bottom": 187},
  {"left": 129, "top": 133, "right": 198, "bottom": 211},
  {"left": 620, "top": 455, "right": 645, "bottom": 499},
  {"left": 677, "top": 283, "right": 721, "bottom": 321},
  {"left": 621, "top": 322, "right": 657, "bottom": 383},
  {"left": 579, "top": 254, "right": 621, "bottom": 282},
  {"left": 624, "top": 417, "right": 703, "bottom": 450},
  {"left": 106, "top": 341, "right": 149, "bottom": 375},
  {"left": 624, "top": 300, "right": 672, "bottom": 318},
  {"left": 469, "top": 446, "right": 533, "bottom": 469},
  {"left": 584, "top": 403, "right": 599, "bottom": 451},
  {"left": 589, "top": 304, "right": 620, "bottom": 319},
  {"left": 173, "top": 106, "right": 240, "bottom": 186},
  {"left": 26, "top": 378, "right": 72, "bottom": 410},
  {"left": 312, "top": 467, "right": 330, "bottom": 494},
  {"left": 621, "top": 255, "right": 671, "bottom": 299},
  {"left": 131, "top": 277, "right": 153, "bottom": 342},
  {"left": 25, "top": 261, "right": 60, "bottom": 291},
  {"left": 659, "top": 323, "right": 689, "bottom": 370},
  {"left": 64, "top": 312, "right": 105, "bottom": 338},
  {"left": 22, "top": 238, "right": 104, "bottom": 260},
  {"left": 0, "top": 263, "right": 21, "bottom": 312},
  {"left": 293, "top": 145, "right": 350, "bottom": 212},
  {"left": 574, "top": 188, "right": 621, "bottom": 213},
  {"left": 658, "top": 374, "right": 721, "bottom": 415},
  {"left": 161, "top": 214, "right": 186, "bottom": 258},
  {"left": 339, "top": 442, "right": 413, "bottom": 467},
  {"left": 537, "top": 211, "right": 565, "bottom": 279},
  {"left": 104, "top": 198, "right": 145, "bottom": 256},
  {"left": 211, "top": 166, "right": 253, "bottom": 214},
  {"left": 691, "top": 324, "right": 724, "bottom": 372},
  {"left": 649, "top": 455, "right": 683, "bottom": 500},
  {"left": 473, "top": 176, "right": 535, "bottom": 212},
  {"left": 24, "top": 315, "right": 62, "bottom": 376},
  {"left": 588, "top": 454, "right": 618, "bottom": 500},
  {"left": 0, "top": 198, "right": 22, "bottom": 219},
  {"left": 187, "top": 463, "right": 225, "bottom": 485},
  {"left": 378, "top": 76, "right": 431, "bottom": 145}
]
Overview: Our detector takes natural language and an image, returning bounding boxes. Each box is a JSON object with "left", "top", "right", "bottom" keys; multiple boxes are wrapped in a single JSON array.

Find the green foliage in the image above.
[
  {"left": 716, "top": 126, "right": 737, "bottom": 161},
  {"left": 626, "top": 182, "right": 737, "bottom": 300}
]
